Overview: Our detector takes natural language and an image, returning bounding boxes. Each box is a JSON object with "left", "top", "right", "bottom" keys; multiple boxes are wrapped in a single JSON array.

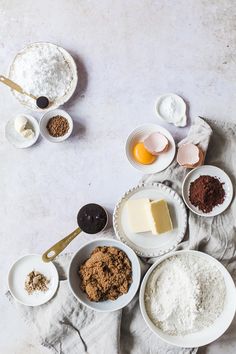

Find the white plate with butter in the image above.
[
  {"left": 113, "top": 182, "right": 187, "bottom": 257},
  {"left": 5, "top": 114, "right": 40, "bottom": 148}
]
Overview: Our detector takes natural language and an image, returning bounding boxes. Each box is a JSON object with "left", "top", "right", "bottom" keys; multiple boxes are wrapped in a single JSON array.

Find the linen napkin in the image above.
[
  {"left": 178, "top": 116, "right": 212, "bottom": 152},
  {"left": 7, "top": 118, "right": 236, "bottom": 354}
]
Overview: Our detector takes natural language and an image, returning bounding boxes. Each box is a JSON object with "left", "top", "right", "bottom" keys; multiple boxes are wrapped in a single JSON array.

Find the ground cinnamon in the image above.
[
  {"left": 189, "top": 175, "right": 225, "bottom": 213},
  {"left": 47, "top": 115, "right": 69, "bottom": 137},
  {"left": 24, "top": 270, "right": 50, "bottom": 295}
]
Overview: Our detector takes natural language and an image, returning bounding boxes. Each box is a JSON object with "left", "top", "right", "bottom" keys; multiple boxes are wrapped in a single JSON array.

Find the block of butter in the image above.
[
  {"left": 147, "top": 199, "right": 173, "bottom": 235},
  {"left": 126, "top": 198, "right": 150, "bottom": 233}
]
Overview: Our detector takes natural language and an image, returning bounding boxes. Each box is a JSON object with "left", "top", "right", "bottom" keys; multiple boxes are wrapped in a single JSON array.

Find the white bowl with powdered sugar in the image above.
[
  {"left": 139, "top": 250, "right": 236, "bottom": 348},
  {"left": 8, "top": 42, "right": 78, "bottom": 111}
]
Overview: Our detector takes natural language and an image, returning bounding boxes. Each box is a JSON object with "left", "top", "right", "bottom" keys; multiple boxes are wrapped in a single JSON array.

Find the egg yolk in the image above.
[{"left": 133, "top": 142, "right": 156, "bottom": 165}]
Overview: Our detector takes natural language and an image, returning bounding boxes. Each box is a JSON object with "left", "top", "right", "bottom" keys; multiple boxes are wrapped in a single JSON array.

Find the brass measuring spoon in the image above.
[
  {"left": 42, "top": 204, "right": 108, "bottom": 263},
  {"left": 0, "top": 75, "right": 49, "bottom": 109}
]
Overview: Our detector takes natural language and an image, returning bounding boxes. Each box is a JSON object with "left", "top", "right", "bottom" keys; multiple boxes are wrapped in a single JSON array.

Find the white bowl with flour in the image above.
[
  {"left": 8, "top": 42, "right": 78, "bottom": 111},
  {"left": 139, "top": 250, "right": 236, "bottom": 348}
]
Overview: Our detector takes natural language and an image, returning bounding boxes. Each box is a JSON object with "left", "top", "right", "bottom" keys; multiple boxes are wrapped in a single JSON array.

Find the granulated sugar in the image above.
[
  {"left": 10, "top": 43, "right": 73, "bottom": 108},
  {"left": 145, "top": 254, "right": 226, "bottom": 335}
]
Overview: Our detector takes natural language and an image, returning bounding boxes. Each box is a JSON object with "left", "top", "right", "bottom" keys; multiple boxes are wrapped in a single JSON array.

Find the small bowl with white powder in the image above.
[
  {"left": 8, "top": 42, "right": 78, "bottom": 111},
  {"left": 155, "top": 93, "right": 187, "bottom": 127},
  {"left": 139, "top": 250, "right": 236, "bottom": 348}
]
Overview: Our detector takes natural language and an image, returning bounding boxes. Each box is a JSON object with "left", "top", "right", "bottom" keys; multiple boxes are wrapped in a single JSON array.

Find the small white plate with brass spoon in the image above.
[{"left": 42, "top": 204, "right": 108, "bottom": 263}]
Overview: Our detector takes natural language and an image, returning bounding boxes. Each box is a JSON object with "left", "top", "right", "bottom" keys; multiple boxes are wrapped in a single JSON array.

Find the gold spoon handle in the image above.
[
  {"left": 42, "top": 227, "right": 82, "bottom": 263},
  {"left": 0, "top": 75, "right": 37, "bottom": 100}
]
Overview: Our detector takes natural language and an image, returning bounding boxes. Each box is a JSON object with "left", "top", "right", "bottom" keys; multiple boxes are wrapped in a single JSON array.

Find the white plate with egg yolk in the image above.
[
  {"left": 125, "top": 124, "right": 176, "bottom": 174},
  {"left": 113, "top": 182, "right": 187, "bottom": 257}
]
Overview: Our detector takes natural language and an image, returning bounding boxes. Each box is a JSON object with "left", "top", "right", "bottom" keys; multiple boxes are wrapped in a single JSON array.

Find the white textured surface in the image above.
[{"left": 0, "top": 0, "right": 236, "bottom": 353}]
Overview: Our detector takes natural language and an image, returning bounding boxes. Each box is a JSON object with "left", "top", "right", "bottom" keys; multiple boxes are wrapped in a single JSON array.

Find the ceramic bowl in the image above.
[
  {"left": 155, "top": 93, "right": 187, "bottom": 127},
  {"left": 68, "top": 238, "right": 141, "bottom": 312},
  {"left": 125, "top": 124, "right": 176, "bottom": 174},
  {"left": 139, "top": 250, "right": 236, "bottom": 348},
  {"left": 182, "top": 165, "right": 233, "bottom": 217},
  {"left": 40, "top": 109, "right": 73, "bottom": 142},
  {"left": 8, "top": 42, "right": 78, "bottom": 112}
]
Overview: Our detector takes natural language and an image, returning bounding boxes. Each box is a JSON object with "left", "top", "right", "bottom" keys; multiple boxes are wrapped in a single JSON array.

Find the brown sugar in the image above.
[
  {"left": 189, "top": 175, "right": 225, "bottom": 213},
  {"left": 79, "top": 246, "right": 132, "bottom": 302}
]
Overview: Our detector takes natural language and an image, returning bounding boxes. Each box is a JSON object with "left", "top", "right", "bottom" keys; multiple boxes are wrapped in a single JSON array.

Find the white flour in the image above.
[
  {"left": 10, "top": 43, "right": 73, "bottom": 108},
  {"left": 145, "top": 254, "right": 226, "bottom": 335}
]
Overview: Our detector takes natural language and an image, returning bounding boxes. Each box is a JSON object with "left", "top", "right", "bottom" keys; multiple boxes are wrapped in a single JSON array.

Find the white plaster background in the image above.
[{"left": 0, "top": 0, "right": 236, "bottom": 353}]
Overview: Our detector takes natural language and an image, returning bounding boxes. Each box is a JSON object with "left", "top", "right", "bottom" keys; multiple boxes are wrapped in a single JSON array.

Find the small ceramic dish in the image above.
[
  {"left": 8, "top": 42, "right": 78, "bottom": 112},
  {"left": 155, "top": 93, "right": 187, "bottom": 127},
  {"left": 40, "top": 109, "right": 73, "bottom": 143},
  {"left": 5, "top": 114, "right": 40, "bottom": 148},
  {"left": 68, "top": 238, "right": 141, "bottom": 312},
  {"left": 182, "top": 165, "right": 233, "bottom": 217},
  {"left": 8, "top": 254, "right": 59, "bottom": 306},
  {"left": 139, "top": 250, "right": 236, "bottom": 348},
  {"left": 125, "top": 124, "right": 176, "bottom": 174}
]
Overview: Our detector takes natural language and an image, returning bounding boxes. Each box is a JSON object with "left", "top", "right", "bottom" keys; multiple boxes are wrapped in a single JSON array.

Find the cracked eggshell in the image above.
[
  {"left": 177, "top": 143, "right": 201, "bottom": 167},
  {"left": 144, "top": 132, "right": 169, "bottom": 155}
]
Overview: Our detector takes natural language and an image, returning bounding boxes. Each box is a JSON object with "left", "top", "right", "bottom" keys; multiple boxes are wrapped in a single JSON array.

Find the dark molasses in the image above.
[
  {"left": 77, "top": 203, "right": 108, "bottom": 234},
  {"left": 36, "top": 96, "right": 49, "bottom": 109}
]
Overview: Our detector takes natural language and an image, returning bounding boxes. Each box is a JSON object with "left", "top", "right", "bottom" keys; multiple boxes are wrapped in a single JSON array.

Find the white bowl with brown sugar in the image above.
[
  {"left": 68, "top": 238, "right": 141, "bottom": 312},
  {"left": 40, "top": 109, "right": 73, "bottom": 142}
]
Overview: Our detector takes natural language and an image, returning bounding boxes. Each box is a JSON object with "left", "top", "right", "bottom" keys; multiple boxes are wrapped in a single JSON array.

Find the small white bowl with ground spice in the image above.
[
  {"left": 8, "top": 254, "right": 59, "bottom": 306},
  {"left": 69, "top": 238, "right": 141, "bottom": 312},
  {"left": 40, "top": 109, "right": 73, "bottom": 142}
]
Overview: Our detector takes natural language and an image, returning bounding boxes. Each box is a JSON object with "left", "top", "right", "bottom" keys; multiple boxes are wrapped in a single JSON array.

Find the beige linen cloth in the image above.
[{"left": 7, "top": 118, "right": 236, "bottom": 354}]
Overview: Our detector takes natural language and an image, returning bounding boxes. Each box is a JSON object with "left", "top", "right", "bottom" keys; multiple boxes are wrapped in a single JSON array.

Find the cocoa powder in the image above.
[{"left": 189, "top": 175, "right": 225, "bottom": 213}]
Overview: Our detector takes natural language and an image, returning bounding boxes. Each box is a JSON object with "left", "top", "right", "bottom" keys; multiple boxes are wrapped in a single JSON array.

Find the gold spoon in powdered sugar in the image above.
[{"left": 0, "top": 75, "right": 50, "bottom": 109}]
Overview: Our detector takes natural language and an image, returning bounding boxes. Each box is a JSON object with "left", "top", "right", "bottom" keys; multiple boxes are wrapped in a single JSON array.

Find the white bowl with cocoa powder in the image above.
[
  {"left": 68, "top": 238, "right": 141, "bottom": 312},
  {"left": 40, "top": 109, "right": 73, "bottom": 142}
]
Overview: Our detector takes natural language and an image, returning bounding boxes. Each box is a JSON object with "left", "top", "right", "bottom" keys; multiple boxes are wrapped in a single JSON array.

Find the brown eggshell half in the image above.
[
  {"left": 180, "top": 147, "right": 205, "bottom": 169},
  {"left": 177, "top": 143, "right": 201, "bottom": 167}
]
